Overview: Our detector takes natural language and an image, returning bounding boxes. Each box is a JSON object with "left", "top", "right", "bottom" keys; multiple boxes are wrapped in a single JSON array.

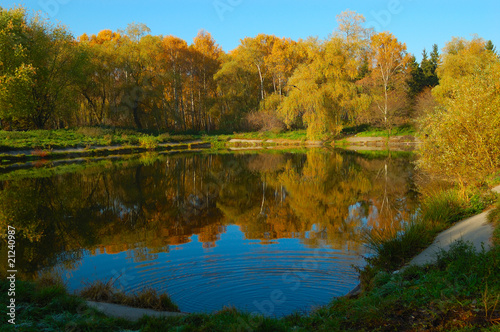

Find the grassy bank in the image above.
[
  {"left": 1, "top": 186, "right": 499, "bottom": 331},
  {"left": 0, "top": 127, "right": 196, "bottom": 152},
  {"left": 0, "top": 125, "right": 414, "bottom": 153},
  {"left": 340, "top": 124, "right": 417, "bottom": 138}
]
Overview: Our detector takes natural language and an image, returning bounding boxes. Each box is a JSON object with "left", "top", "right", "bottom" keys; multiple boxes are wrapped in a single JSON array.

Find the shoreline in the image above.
[{"left": 0, "top": 135, "right": 419, "bottom": 164}]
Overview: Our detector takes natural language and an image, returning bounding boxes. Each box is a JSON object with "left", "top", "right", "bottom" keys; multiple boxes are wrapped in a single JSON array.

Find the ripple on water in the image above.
[{"left": 121, "top": 244, "right": 361, "bottom": 316}]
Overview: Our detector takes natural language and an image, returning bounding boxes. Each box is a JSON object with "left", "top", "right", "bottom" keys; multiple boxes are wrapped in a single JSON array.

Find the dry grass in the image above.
[{"left": 80, "top": 279, "right": 180, "bottom": 312}]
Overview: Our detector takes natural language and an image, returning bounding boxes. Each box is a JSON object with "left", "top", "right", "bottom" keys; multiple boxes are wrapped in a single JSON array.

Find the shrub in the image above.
[
  {"left": 418, "top": 38, "right": 500, "bottom": 187},
  {"left": 139, "top": 136, "right": 158, "bottom": 150}
]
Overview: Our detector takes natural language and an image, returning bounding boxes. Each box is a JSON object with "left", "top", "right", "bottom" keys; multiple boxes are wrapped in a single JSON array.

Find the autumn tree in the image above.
[
  {"left": 191, "top": 30, "right": 223, "bottom": 132},
  {"left": 77, "top": 29, "right": 125, "bottom": 126},
  {"left": 116, "top": 23, "right": 157, "bottom": 129},
  {"left": 278, "top": 12, "right": 371, "bottom": 139},
  {"left": 418, "top": 36, "right": 500, "bottom": 187},
  {"left": 214, "top": 49, "right": 261, "bottom": 130},
  {"left": 363, "top": 32, "right": 411, "bottom": 132}
]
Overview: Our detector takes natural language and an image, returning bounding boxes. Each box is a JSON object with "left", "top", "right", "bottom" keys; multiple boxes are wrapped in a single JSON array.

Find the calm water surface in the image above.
[{"left": 0, "top": 149, "right": 419, "bottom": 316}]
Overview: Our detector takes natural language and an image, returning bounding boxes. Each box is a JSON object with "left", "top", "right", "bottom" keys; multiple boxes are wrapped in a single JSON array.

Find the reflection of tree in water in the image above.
[
  {"left": 354, "top": 152, "right": 419, "bottom": 238},
  {"left": 0, "top": 150, "right": 419, "bottom": 278}
]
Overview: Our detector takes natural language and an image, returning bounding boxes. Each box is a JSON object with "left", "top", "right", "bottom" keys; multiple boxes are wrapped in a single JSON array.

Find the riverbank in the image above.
[{"left": 0, "top": 127, "right": 419, "bottom": 165}]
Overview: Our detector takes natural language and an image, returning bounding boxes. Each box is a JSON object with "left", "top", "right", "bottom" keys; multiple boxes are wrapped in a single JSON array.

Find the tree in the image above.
[
  {"left": 419, "top": 37, "right": 500, "bottom": 187},
  {"left": 77, "top": 29, "right": 125, "bottom": 126},
  {"left": 420, "top": 45, "right": 439, "bottom": 87},
  {"left": 0, "top": 7, "right": 86, "bottom": 129},
  {"left": 485, "top": 40, "right": 497, "bottom": 54},
  {"left": 115, "top": 23, "right": 157, "bottom": 129},
  {"left": 279, "top": 12, "right": 371, "bottom": 139},
  {"left": 191, "top": 30, "right": 223, "bottom": 132},
  {"left": 407, "top": 55, "right": 425, "bottom": 98},
  {"left": 158, "top": 35, "right": 189, "bottom": 130},
  {"left": 0, "top": 7, "right": 34, "bottom": 129},
  {"left": 365, "top": 32, "right": 411, "bottom": 132},
  {"left": 214, "top": 50, "right": 261, "bottom": 130}
]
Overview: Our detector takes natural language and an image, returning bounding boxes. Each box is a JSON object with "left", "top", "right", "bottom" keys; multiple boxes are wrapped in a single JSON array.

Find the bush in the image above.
[
  {"left": 139, "top": 136, "right": 158, "bottom": 150},
  {"left": 418, "top": 38, "right": 500, "bottom": 186}
]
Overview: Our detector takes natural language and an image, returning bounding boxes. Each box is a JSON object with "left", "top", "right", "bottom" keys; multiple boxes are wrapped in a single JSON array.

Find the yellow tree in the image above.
[
  {"left": 367, "top": 32, "right": 411, "bottom": 131},
  {"left": 159, "top": 35, "right": 189, "bottom": 130},
  {"left": 191, "top": 30, "right": 223, "bottom": 132},
  {"left": 278, "top": 11, "right": 371, "bottom": 139},
  {"left": 77, "top": 29, "right": 124, "bottom": 125},
  {"left": 419, "top": 37, "right": 500, "bottom": 188},
  {"left": 239, "top": 34, "right": 277, "bottom": 101},
  {"left": 214, "top": 50, "right": 261, "bottom": 130}
]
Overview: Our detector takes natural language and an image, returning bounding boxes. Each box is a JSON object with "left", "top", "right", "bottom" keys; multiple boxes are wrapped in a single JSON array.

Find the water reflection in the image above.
[{"left": 0, "top": 149, "right": 419, "bottom": 315}]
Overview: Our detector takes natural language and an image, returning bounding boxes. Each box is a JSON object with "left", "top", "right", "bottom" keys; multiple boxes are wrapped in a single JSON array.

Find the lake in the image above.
[{"left": 0, "top": 148, "right": 419, "bottom": 316}]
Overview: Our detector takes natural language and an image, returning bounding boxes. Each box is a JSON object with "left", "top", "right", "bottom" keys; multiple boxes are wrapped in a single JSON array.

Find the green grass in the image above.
[
  {"left": 0, "top": 128, "right": 197, "bottom": 152},
  {"left": 0, "top": 128, "right": 313, "bottom": 160},
  {"left": 228, "top": 129, "right": 308, "bottom": 141},
  {"left": 320, "top": 240, "right": 500, "bottom": 331},
  {"left": 359, "top": 187, "right": 498, "bottom": 287},
  {"left": 347, "top": 124, "right": 416, "bottom": 138}
]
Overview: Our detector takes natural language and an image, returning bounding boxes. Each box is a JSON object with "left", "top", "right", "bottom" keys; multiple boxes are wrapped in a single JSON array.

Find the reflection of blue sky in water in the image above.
[
  {"left": 6, "top": 150, "right": 418, "bottom": 316},
  {"left": 55, "top": 225, "right": 362, "bottom": 316}
]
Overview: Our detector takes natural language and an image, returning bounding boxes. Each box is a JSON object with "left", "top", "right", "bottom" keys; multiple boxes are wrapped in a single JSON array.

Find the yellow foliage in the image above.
[{"left": 419, "top": 37, "right": 500, "bottom": 186}]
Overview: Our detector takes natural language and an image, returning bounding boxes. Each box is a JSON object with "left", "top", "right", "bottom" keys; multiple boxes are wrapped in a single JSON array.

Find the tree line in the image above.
[{"left": 0, "top": 7, "right": 498, "bottom": 145}]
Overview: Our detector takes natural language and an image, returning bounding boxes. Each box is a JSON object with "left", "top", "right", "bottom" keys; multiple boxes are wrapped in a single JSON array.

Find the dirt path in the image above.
[
  {"left": 344, "top": 135, "right": 420, "bottom": 146},
  {"left": 407, "top": 185, "right": 500, "bottom": 267}
]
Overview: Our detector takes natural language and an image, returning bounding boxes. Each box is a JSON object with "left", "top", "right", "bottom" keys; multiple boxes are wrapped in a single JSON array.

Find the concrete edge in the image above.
[{"left": 86, "top": 301, "right": 186, "bottom": 322}]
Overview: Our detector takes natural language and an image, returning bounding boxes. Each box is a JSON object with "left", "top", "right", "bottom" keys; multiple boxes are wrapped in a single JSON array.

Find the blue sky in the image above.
[{"left": 2, "top": 0, "right": 499, "bottom": 61}]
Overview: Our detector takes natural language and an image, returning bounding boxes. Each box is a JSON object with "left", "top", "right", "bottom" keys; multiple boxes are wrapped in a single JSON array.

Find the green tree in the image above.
[
  {"left": 0, "top": 7, "right": 86, "bottom": 129},
  {"left": 485, "top": 40, "right": 497, "bottom": 54},
  {"left": 407, "top": 55, "right": 425, "bottom": 98},
  {"left": 116, "top": 23, "right": 157, "bottom": 129}
]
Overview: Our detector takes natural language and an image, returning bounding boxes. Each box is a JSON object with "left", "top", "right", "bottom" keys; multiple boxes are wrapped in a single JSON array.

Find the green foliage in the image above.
[
  {"left": 138, "top": 136, "right": 159, "bottom": 150},
  {"left": 353, "top": 124, "right": 416, "bottom": 137},
  {"left": 363, "top": 220, "right": 436, "bottom": 272},
  {"left": 0, "top": 7, "right": 87, "bottom": 129},
  {"left": 420, "top": 189, "right": 468, "bottom": 224}
]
